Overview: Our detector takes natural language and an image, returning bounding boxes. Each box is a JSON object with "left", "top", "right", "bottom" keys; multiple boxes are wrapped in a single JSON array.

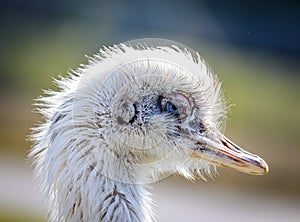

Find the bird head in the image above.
[{"left": 61, "top": 39, "right": 268, "bottom": 184}]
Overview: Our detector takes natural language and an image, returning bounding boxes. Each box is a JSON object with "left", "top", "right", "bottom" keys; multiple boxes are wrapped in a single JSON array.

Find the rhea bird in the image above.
[{"left": 29, "top": 39, "right": 268, "bottom": 222}]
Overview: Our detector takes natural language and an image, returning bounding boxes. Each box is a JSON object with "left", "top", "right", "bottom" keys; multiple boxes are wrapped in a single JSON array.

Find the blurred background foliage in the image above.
[{"left": 0, "top": 0, "right": 299, "bottom": 221}]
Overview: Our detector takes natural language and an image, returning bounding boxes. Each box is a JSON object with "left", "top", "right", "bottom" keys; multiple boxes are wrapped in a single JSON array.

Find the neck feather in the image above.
[{"left": 49, "top": 163, "right": 154, "bottom": 222}]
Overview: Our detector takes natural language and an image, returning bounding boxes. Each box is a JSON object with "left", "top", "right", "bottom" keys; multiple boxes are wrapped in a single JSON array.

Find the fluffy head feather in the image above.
[{"left": 29, "top": 39, "right": 267, "bottom": 222}]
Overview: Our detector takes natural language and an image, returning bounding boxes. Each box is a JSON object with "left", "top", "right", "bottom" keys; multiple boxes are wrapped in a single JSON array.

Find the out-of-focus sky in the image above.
[{"left": 0, "top": 0, "right": 299, "bottom": 221}]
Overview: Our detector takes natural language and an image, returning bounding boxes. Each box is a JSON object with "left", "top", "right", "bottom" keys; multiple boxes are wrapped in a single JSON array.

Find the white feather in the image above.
[{"left": 29, "top": 41, "right": 226, "bottom": 222}]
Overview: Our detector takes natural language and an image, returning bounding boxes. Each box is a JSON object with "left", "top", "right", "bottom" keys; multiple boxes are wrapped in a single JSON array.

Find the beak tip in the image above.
[
  {"left": 253, "top": 157, "right": 269, "bottom": 175},
  {"left": 262, "top": 160, "right": 269, "bottom": 175}
]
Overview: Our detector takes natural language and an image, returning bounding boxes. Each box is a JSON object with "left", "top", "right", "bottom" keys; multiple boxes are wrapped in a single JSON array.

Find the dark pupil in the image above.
[{"left": 165, "top": 102, "right": 179, "bottom": 115}]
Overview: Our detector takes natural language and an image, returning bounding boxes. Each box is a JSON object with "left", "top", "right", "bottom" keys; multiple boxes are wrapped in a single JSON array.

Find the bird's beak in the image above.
[{"left": 190, "top": 132, "right": 269, "bottom": 175}]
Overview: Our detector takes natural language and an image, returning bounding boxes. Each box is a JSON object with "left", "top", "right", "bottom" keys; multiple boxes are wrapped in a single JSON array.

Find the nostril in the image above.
[
  {"left": 221, "top": 140, "right": 228, "bottom": 148},
  {"left": 221, "top": 138, "right": 242, "bottom": 152}
]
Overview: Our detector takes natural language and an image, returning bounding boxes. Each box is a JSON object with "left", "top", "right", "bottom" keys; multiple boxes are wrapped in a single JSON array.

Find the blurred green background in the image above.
[{"left": 0, "top": 0, "right": 299, "bottom": 221}]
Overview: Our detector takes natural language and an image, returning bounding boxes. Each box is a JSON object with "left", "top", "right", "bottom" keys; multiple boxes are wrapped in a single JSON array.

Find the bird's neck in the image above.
[
  {"left": 62, "top": 155, "right": 155, "bottom": 222},
  {"left": 97, "top": 177, "right": 153, "bottom": 222},
  {"left": 92, "top": 152, "right": 154, "bottom": 222}
]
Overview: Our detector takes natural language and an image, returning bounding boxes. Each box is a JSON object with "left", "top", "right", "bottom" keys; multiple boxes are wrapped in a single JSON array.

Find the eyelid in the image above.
[{"left": 160, "top": 98, "right": 168, "bottom": 108}]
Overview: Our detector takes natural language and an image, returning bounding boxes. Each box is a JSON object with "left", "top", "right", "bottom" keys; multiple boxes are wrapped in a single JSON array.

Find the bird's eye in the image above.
[
  {"left": 164, "top": 101, "right": 179, "bottom": 116},
  {"left": 160, "top": 94, "right": 191, "bottom": 119}
]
